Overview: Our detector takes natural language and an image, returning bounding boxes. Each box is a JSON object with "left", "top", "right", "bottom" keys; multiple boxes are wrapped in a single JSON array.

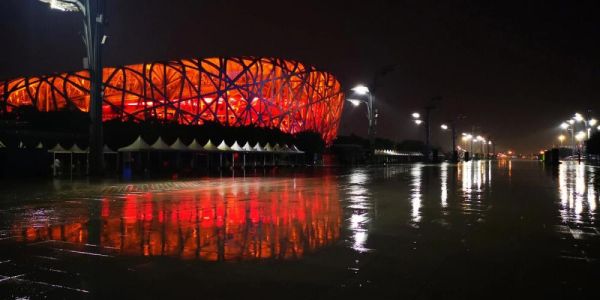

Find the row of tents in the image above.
[
  {"left": 0, "top": 137, "right": 305, "bottom": 154},
  {"left": 117, "top": 136, "right": 305, "bottom": 154},
  {"left": 373, "top": 149, "right": 424, "bottom": 157}
]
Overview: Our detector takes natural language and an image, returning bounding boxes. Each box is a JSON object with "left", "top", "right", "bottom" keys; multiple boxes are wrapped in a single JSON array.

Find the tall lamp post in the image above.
[
  {"left": 411, "top": 98, "right": 440, "bottom": 161},
  {"left": 39, "top": 0, "right": 106, "bottom": 176},
  {"left": 347, "top": 84, "right": 376, "bottom": 150},
  {"left": 440, "top": 123, "right": 457, "bottom": 162}
]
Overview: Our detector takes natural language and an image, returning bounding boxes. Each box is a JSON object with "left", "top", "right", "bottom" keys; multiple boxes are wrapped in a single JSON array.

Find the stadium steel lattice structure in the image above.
[{"left": 0, "top": 57, "right": 344, "bottom": 143}]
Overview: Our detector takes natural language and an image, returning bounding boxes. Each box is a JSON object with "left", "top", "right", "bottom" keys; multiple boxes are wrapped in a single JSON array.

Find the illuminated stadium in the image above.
[{"left": 0, "top": 57, "right": 344, "bottom": 143}]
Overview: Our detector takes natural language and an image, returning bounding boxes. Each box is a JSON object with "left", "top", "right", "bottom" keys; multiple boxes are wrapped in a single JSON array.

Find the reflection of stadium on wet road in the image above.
[
  {"left": 3, "top": 162, "right": 600, "bottom": 299},
  {"left": 6, "top": 177, "right": 342, "bottom": 261}
]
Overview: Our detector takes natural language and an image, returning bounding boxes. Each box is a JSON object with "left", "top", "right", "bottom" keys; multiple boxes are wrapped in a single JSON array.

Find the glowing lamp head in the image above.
[
  {"left": 589, "top": 118, "right": 597, "bottom": 126},
  {"left": 598, "top": 125, "right": 600, "bottom": 131},
  {"left": 351, "top": 85, "right": 370, "bottom": 95},
  {"left": 414, "top": 119, "right": 423, "bottom": 125},
  {"left": 40, "top": 0, "right": 80, "bottom": 12},
  {"left": 568, "top": 119, "right": 575, "bottom": 125},
  {"left": 576, "top": 131, "right": 586, "bottom": 141},
  {"left": 574, "top": 113, "right": 584, "bottom": 122},
  {"left": 488, "top": 141, "right": 492, "bottom": 145},
  {"left": 347, "top": 99, "right": 362, "bottom": 107},
  {"left": 560, "top": 122, "right": 569, "bottom": 129},
  {"left": 558, "top": 135, "right": 565, "bottom": 142},
  {"left": 440, "top": 124, "right": 448, "bottom": 130},
  {"left": 412, "top": 112, "right": 420, "bottom": 119}
]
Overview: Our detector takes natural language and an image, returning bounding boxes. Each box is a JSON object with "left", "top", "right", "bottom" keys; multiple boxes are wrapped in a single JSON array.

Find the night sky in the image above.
[{"left": 1, "top": 0, "right": 599, "bottom": 153}]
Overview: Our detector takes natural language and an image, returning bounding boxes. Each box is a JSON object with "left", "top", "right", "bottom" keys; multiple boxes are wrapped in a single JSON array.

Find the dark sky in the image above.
[{"left": 1, "top": 0, "right": 599, "bottom": 153}]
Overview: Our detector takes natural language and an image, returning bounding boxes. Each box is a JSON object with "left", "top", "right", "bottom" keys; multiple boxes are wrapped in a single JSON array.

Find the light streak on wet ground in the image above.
[{"left": 0, "top": 161, "right": 599, "bottom": 299}]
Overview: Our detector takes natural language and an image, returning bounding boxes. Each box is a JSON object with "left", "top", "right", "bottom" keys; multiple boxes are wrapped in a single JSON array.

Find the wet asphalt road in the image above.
[{"left": 1, "top": 160, "right": 599, "bottom": 299}]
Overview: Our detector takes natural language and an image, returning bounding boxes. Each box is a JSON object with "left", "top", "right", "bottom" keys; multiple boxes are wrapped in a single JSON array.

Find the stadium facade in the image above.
[{"left": 0, "top": 57, "right": 344, "bottom": 143}]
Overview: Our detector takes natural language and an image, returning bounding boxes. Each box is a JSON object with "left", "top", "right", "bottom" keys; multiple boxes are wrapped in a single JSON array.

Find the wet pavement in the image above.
[{"left": 1, "top": 160, "right": 599, "bottom": 299}]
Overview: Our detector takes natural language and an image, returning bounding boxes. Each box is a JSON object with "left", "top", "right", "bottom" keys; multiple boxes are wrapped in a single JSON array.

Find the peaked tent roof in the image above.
[
  {"left": 49, "top": 143, "right": 69, "bottom": 153},
  {"left": 217, "top": 140, "right": 232, "bottom": 151},
  {"left": 0, "top": 140, "right": 6, "bottom": 148},
  {"left": 242, "top": 142, "right": 253, "bottom": 152},
  {"left": 292, "top": 145, "right": 304, "bottom": 153},
  {"left": 103, "top": 145, "right": 117, "bottom": 154},
  {"left": 35, "top": 142, "right": 44, "bottom": 149},
  {"left": 281, "top": 144, "right": 292, "bottom": 153},
  {"left": 150, "top": 137, "right": 171, "bottom": 150},
  {"left": 188, "top": 139, "right": 204, "bottom": 151},
  {"left": 118, "top": 136, "right": 152, "bottom": 152},
  {"left": 253, "top": 143, "right": 264, "bottom": 152},
  {"left": 170, "top": 138, "right": 189, "bottom": 151},
  {"left": 230, "top": 141, "right": 243, "bottom": 151},
  {"left": 203, "top": 139, "right": 218, "bottom": 151},
  {"left": 70, "top": 144, "right": 88, "bottom": 153},
  {"left": 264, "top": 143, "right": 274, "bottom": 152}
]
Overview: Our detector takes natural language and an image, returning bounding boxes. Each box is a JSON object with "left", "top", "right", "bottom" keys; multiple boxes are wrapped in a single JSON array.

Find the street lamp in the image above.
[
  {"left": 348, "top": 99, "right": 362, "bottom": 107},
  {"left": 440, "top": 123, "right": 457, "bottom": 162},
  {"left": 347, "top": 84, "right": 376, "bottom": 149},
  {"left": 39, "top": 0, "right": 106, "bottom": 176},
  {"left": 558, "top": 134, "right": 565, "bottom": 146},
  {"left": 351, "top": 84, "right": 370, "bottom": 95},
  {"left": 410, "top": 97, "right": 440, "bottom": 161}
]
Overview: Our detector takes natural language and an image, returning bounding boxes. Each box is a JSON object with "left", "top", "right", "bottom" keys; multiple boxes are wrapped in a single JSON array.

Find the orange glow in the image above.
[
  {"left": 0, "top": 57, "right": 344, "bottom": 143},
  {"left": 10, "top": 177, "right": 342, "bottom": 261}
]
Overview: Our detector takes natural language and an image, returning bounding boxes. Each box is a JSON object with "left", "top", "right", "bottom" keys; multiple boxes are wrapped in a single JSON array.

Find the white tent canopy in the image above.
[
  {"left": 188, "top": 139, "right": 204, "bottom": 151},
  {"left": 203, "top": 139, "right": 218, "bottom": 151},
  {"left": 292, "top": 145, "right": 304, "bottom": 153},
  {"left": 170, "top": 138, "right": 189, "bottom": 151},
  {"left": 230, "top": 141, "right": 243, "bottom": 151},
  {"left": 48, "top": 143, "right": 69, "bottom": 153},
  {"left": 103, "top": 145, "right": 117, "bottom": 154},
  {"left": 281, "top": 144, "right": 292, "bottom": 153},
  {"left": 253, "top": 143, "right": 264, "bottom": 152},
  {"left": 0, "top": 140, "right": 6, "bottom": 148},
  {"left": 264, "top": 143, "right": 274, "bottom": 152},
  {"left": 217, "top": 140, "right": 232, "bottom": 151},
  {"left": 242, "top": 142, "right": 253, "bottom": 152},
  {"left": 69, "top": 144, "right": 88, "bottom": 153},
  {"left": 118, "top": 136, "right": 152, "bottom": 152},
  {"left": 150, "top": 137, "right": 171, "bottom": 151}
]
